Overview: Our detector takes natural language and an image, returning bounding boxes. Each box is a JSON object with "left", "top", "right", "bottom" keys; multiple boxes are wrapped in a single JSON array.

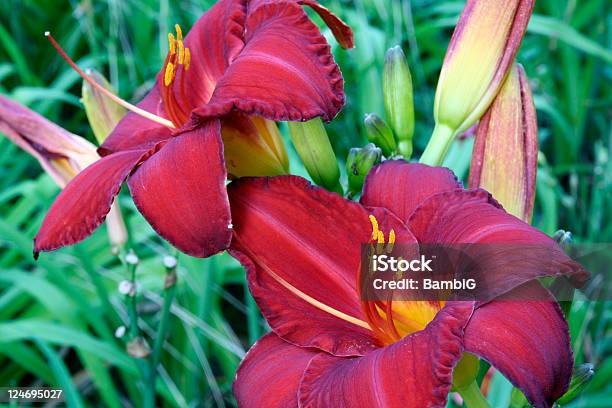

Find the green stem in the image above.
[
  {"left": 127, "top": 262, "right": 139, "bottom": 339},
  {"left": 144, "top": 268, "right": 177, "bottom": 408},
  {"left": 419, "top": 123, "right": 456, "bottom": 166},
  {"left": 458, "top": 381, "right": 492, "bottom": 408}
]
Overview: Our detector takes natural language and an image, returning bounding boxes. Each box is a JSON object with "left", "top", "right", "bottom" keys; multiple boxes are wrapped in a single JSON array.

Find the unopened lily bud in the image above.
[
  {"left": 468, "top": 64, "right": 537, "bottom": 222},
  {"left": 451, "top": 352, "right": 480, "bottom": 390},
  {"left": 0, "top": 94, "right": 127, "bottom": 248},
  {"left": 364, "top": 113, "right": 396, "bottom": 157},
  {"left": 288, "top": 118, "right": 342, "bottom": 194},
  {"left": 346, "top": 143, "right": 381, "bottom": 193},
  {"left": 82, "top": 70, "right": 127, "bottom": 144},
  {"left": 557, "top": 363, "right": 594, "bottom": 404},
  {"left": 0, "top": 94, "right": 98, "bottom": 187},
  {"left": 383, "top": 46, "right": 414, "bottom": 157},
  {"left": 221, "top": 113, "right": 289, "bottom": 178},
  {"left": 422, "top": 0, "right": 534, "bottom": 165}
]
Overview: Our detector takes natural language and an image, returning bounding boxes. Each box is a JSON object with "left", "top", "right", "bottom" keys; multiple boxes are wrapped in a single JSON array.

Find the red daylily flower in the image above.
[
  {"left": 34, "top": 0, "right": 353, "bottom": 258},
  {"left": 228, "top": 161, "right": 588, "bottom": 408}
]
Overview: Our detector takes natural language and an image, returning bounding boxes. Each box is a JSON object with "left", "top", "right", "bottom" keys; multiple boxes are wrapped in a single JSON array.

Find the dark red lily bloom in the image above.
[
  {"left": 34, "top": 0, "right": 353, "bottom": 258},
  {"left": 228, "top": 161, "right": 588, "bottom": 408}
]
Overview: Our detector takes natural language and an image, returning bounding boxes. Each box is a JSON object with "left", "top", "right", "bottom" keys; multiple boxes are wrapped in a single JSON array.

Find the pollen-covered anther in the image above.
[
  {"left": 162, "top": 24, "right": 191, "bottom": 87},
  {"left": 386, "top": 229, "right": 395, "bottom": 253},
  {"left": 164, "top": 62, "right": 175, "bottom": 87},
  {"left": 369, "top": 215, "right": 380, "bottom": 240},
  {"left": 168, "top": 33, "right": 176, "bottom": 55}
]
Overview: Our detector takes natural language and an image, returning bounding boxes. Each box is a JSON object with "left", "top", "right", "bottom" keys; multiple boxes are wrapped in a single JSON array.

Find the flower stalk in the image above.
[
  {"left": 145, "top": 255, "right": 178, "bottom": 408},
  {"left": 457, "top": 381, "right": 492, "bottom": 408}
]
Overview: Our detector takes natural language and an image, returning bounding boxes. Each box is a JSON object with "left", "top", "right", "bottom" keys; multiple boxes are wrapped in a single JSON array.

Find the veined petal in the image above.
[
  {"left": 234, "top": 333, "right": 318, "bottom": 408},
  {"left": 360, "top": 161, "right": 462, "bottom": 221},
  {"left": 98, "top": 84, "right": 173, "bottom": 155},
  {"left": 128, "top": 120, "right": 231, "bottom": 258},
  {"left": 297, "top": 302, "right": 473, "bottom": 408},
  {"left": 465, "top": 282, "right": 572, "bottom": 408},
  {"left": 162, "top": 0, "right": 247, "bottom": 115},
  {"left": 34, "top": 149, "right": 148, "bottom": 256},
  {"left": 228, "top": 176, "right": 382, "bottom": 356},
  {"left": 194, "top": 2, "right": 345, "bottom": 123},
  {"left": 408, "top": 189, "right": 589, "bottom": 301},
  {"left": 248, "top": 0, "right": 354, "bottom": 48},
  {"left": 221, "top": 112, "right": 289, "bottom": 178}
]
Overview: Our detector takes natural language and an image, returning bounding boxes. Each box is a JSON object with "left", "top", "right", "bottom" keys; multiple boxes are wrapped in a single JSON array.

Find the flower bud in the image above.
[
  {"left": 346, "top": 143, "right": 382, "bottom": 194},
  {"left": 422, "top": 0, "right": 534, "bottom": 165},
  {"left": 221, "top": 112, "right": 289, "bottom": 178},
  {"left": 383, "top": 46, "right": 414, "bottom": 157},
  {"left": 364, "top": 113, "right": 396, "bottom": 157},
  {"left": 451, "top": 352, "right": 480, "bottom": 390},
  {"left": 468, "top": 64, "right": 537, "bottom": 222},
  {"left": 82, "top": 69, "right": 127, "bottom": 144},
  {"left": 288, "top": 118, "right": 342, "bottom": 194},
  {"left": 0, "top": 94, "right": 127, "bottom": 247},
  {"left": 557, "top": 363, "right": 594, "bottom": 404}
]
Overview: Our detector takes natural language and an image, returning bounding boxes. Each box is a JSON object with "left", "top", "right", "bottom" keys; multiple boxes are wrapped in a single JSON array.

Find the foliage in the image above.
[{"left": 0, "top": 0, "right": 610, "bottom": 406}]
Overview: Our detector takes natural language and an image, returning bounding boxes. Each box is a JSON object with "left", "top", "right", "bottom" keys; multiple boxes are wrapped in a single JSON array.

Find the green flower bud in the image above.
[
  {"left": 557, "top": 363, "right": 594, "bottom": 405},
  {"left": 364, "top": 113, "right": 396, "bottom": 157},
  {"left": 82, "top": 69, "right": 127, "bottom": 144},
  {"left": 451, "top": 352, "right": 480, "bottom": 391},
  {"left": 346, "top": 143, "right": 381, "bottom": 194},
  {"left": 383, "top": 46, "right": 414, "bottom": 157},
  {"left": 288, "top": 118, "right": 341, "bottom": 194}
]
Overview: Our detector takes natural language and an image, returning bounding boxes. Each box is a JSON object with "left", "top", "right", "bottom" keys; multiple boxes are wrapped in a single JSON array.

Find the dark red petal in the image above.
[
  {"left": 298, "top": 302, "right": 474, "bottom": 408},
  {"left": 165, "top": 0, "right": 247, "bottom": 111},
  {"left": 408, "top": 189, "right": 589, "bottom": 301},
  {"left": 465, "top": 283, "right": 572, "bottom": 408},
  {"left": 234, "top": 333, "right": 318, "bottom": 408},
  {"left": 128, "top": 121, "right": 231, "bottom": 258},
  {"left": 34, "top": 149, "right": 148, "bottom": 255},
  {"left": 299, "top": 0, "right": 354, "bottom": 48},
  {"left": 360, "top": 161, "right": 462, "bottom": 221},
  {"left": 228, "top": 176, "right": 382, "bottom": 356},
  {"left": 248, "top": 0, "right": 354, "bottom": 48},
  {"left": 193, "top": 2, "right": 345, "bottom": 123},
  {"left": 98, "top": 84, "right": 173, "bottom": 156}
]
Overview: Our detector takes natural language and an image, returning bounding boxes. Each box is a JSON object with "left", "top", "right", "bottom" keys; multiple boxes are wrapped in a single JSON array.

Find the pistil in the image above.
[{"left": 45, "top": 32, "right": 175, "bottom": 129}]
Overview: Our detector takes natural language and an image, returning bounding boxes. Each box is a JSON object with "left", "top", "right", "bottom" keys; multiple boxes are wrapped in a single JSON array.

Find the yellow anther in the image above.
[
  {"left": 386, "top": 229, "right": 396, "bottom": 253},
  {"left": 178, "top": 40, "right": 185, "bottom": 65},
  {"left": 184, "top": 48, "right": 191, "bottom": 71},
  {"left": 168, "top": 33, "right": 176, "bottom": 55},
  {"left": 175, "top": 24, "right": 183, "bottom": 41},
  {"left": 377, "top": 230, "right": 385, "bottom": 244},
  {"left": 369, "top": 215, "right": 380, "bottom": 240},
  {"left": 164, "top": 62, "right": 175, "bottom": 86}
]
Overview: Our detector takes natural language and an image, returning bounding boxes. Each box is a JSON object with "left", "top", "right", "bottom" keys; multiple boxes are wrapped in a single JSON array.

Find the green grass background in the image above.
[{"left": 0, "top": 0, "right": 610, "bottom": 406}]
